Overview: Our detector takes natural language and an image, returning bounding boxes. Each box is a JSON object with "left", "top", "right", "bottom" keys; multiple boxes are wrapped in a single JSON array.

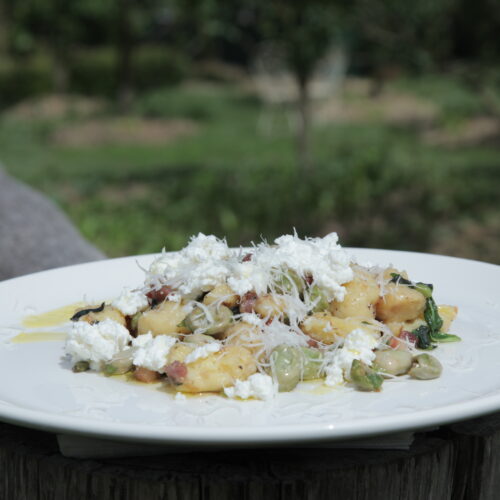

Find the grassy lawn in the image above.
[{"left": 1, "top": 76, "right": 499, "bottom": 263}]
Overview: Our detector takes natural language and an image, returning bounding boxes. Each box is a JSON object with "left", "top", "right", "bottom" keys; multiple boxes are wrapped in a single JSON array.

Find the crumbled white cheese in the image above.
[
  {"left": 239, "top": 313, "right": 263, "bottom": 326},
  {"left": 184, "top": 341, "right": 222, "bottom": 364},
  {"left": 65, "top": 319, "right": 132, "bottom": 370},
  {"left": 224, "top": 373, "right": 277, "bottom": 400},
  {"left": 324, "top": 363, "right": 344, "bottom": 386},
  {"left": 146, "top": 232, "right": 352, "bottom": 307},
  {"left": 146, "top": 233, "right": 233, "bottom": 299},
  {"left": 167, "top": 292, "right": 181, "bottom": 302},
  {"left": 112, "top": 287, "right": 148, "bottom": 316},
  {"left": 324, "top": 328, "right": 378, "bottom": 387},
  {"left": 132, "top": 333, "right": 177, "bottom": 371},
  {"left": 260, "top": 318, "right": 309, "bottom": 354},
  {"left": 227, "top": 261, "right": 269, "bottom": 296},
  {"left": 228, "top": 232, "right": 353, "bottom": 302}
]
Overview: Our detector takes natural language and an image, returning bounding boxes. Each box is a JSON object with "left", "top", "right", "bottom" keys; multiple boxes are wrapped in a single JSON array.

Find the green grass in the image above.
[
  {"left": 1, "top": 76, "right": 499, "bottom": 263},
  {"left": 391, "top": 75, "right": 486, "bottom": 124}
]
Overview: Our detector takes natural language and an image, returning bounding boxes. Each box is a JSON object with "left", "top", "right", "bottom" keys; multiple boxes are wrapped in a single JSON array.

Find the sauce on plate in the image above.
[
  {"left": 22, "top": 302, "right": 85, "bottom": 329},
  {"left": 11, "top": 331, "right": 66, "bottom": 343}
]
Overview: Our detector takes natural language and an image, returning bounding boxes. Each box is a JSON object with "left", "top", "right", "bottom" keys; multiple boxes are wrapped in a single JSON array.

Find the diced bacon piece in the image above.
[
  {"left": 239, "top": 291, "right": 258, "bottom": 313},
  {"left": 146, "top": 286, "right": 173, "bottom": 304},
  {"left": 242, "top": 253, "right": 253, "bottom": 262},
  {"left": 307, "top": 338, "right": 320, "bottom": 348},
  {"left": 388, "top": 330, "right": 416, "bottom": 350},
  {"left": 164, "top": 361, "right": 188, "bottom": 385},
  {"left": 389, "top": 330, "right": 417, "bottom": 350},
  {"left": 400, "top": 330, "right": 417, "bottom": 346},
  {"left": 133, "top": 367, "right": 160, "bottom": 383}
]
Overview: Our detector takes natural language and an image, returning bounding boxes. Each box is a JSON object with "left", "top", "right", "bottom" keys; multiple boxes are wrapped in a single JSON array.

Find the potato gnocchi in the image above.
[{"left": 66, "top": 233, "right": 459, "bottom": 399}]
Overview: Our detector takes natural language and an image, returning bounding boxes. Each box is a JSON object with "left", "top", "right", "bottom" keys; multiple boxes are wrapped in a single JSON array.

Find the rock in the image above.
[{"left": 0, "top": 168, "right": 105, "bottom": 281}]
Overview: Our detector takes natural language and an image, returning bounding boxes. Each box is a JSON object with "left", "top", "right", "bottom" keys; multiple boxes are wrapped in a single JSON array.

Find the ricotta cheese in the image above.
[
  {"left": 65, "top": 319, "right": 132, "bottom": 370},
  {"left": 228, "top": 232, "right": 353, "bottom": 302},
  {"left": 224, "top": 373, "right": 277, "bottom": 400},
  {"left": 146, "top": 233, "right": 233, "bottom": 299},
  {"left": 184, "top": 341, "right": 222, "bottom": 364},
  {"left": 324, "top": 328, "right": 378, "bottom": 387},
  {"left": 112, "top": 287, "right": 148, "bottom": 316},
  {"left": 146, "top": 232, "right": 353, "bottom": 307},
  {"left": 260, "top": 318, "right": 309, "bottom": 354},
  {"left": 238, "top": 312, "right": 263, "bottom": 326},
  {"left": 132, "top": 333, "right": 177, "bottom": 372}
]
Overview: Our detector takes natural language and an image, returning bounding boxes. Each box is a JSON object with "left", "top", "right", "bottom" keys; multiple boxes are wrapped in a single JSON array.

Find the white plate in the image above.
[{"left": 0, "top": 249, "right": 499, "bottom": 446}]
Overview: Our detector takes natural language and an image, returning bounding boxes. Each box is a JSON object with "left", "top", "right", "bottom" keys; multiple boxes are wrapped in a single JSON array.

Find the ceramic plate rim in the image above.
[{"left": 0, "top": 248, "right": 499, "bottom": 445}]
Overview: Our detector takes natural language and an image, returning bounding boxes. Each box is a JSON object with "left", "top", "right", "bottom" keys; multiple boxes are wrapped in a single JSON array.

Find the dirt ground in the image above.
[
  {"left": 51, "top": 117, "right": 199, "bottom": 146},
  {"left": 422, "top": 116, "right": 500, "bottom": 147},
  {"left": 315, "top": 79, "right": 439, "bottom": 126},
  {"left": 6, "top": 95, "right": 106, "bottom": 120}
]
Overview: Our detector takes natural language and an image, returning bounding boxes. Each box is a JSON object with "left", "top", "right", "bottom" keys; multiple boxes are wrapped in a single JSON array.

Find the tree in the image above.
[
  {"left": 354, "top": 0, "right": 457, "bottom": 94},
  {"left": 8, "top": 0, "right": 114, "bottom": 93},
  {"left": 168, "top": 0, "right": 344, "bottom": 174},
  {"left": 253, "top": 1, "right": 344, "bottom": 174}
]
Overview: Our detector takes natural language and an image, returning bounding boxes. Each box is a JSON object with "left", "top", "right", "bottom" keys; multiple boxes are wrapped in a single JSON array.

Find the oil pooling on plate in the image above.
[
  {"left": 12, "top": 301, "right": 85, "bottom": 343},
  {"left": 21, "top": 302, "right": 85, "bottom": 329}
]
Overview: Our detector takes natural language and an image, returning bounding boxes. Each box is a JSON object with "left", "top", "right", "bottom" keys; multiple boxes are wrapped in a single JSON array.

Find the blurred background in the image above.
[{"left": 0, "top": 0, "right": 499, "bottom": 262}]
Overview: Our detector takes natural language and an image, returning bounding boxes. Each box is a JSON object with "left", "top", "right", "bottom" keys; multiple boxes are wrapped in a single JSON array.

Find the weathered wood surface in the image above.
[{"left": 1, "top": 413, "right": 499, "bottom": 500}]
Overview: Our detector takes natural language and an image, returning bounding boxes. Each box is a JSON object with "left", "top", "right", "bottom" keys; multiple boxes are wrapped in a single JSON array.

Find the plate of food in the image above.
[{"left": 0, "top": 232, "right": 499, "bottom": 446}]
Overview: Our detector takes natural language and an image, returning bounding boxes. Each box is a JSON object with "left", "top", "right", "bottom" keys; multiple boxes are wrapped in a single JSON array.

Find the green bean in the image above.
[
  {"left": 350, "top": 359, "right": 384, "bottom": 391},
  {"left": 308, "top": 286, "right": 330, "bottom": 313},
  {"left": 184, "top": 304, "right": 233, "bottom": 335},
  {"left": 72, "top": 360, "right": 90, "bottom": 373},
  {"left": 274, "top": 269, "right": 305, "bottom": 294},
  {"left": 373, "top": 350, "right": 413, "bottom": 376},
  {"left": 270, "top": 345, "right": 302, "bottom": 392},
  {"left": 409, "top": 354, "right": 442, "bottom": 380},
  {"left": 104, "top": 349, "right": 134, "bottom": 375},
  {"left": 299, "top": 347, "right": 324, "bottom": 379}
]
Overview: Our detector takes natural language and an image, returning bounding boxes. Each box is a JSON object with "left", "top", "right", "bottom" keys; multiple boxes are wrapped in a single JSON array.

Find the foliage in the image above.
[
  {"left": 253, "top": 0, "right": 345, "bottom": 86},
  {"left": 1, "top": 79, "right": 499, "bottom": 263},
  {"left": 392, "top": 76, "right": 485, "bottom": 123},
  {"left": 69, "top": 45, "right": 189, "bottom": 97},
  {"left": 0, "top": 55, "right": 52, "bottom": 107},
  {"left": 354, "top": 0, "right": 458, "bottom": 74},
  {"left": 0, "top": 45, "right": 189, "bottom": 106}
]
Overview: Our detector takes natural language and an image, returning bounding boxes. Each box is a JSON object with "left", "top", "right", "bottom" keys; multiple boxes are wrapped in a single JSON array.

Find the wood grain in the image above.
[{"left": 3, "top": 416, "right": 500, "bottom": 500}]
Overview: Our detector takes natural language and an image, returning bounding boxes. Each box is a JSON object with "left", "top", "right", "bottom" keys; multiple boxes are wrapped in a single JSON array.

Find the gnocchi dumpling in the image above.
[
  {"left": 137, "top": 300, "right": 189, "bottom": 336},
  {"left": 167, "top": 344, "right": 257, "bottom": 393}
]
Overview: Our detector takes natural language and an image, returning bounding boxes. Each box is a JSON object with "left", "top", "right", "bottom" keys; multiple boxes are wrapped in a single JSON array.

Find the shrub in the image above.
[
  {"left": 69, "top": 45, "right": 189, "bottom": 97},
  {"left": 133, "top": 45, "right": 190, "bottom": 90},
  {"left": 0, "top": 55, "right": 53, "bottom": 108},
  {"left": 69, "top": 48, "right": 117, "bottom": 97}
]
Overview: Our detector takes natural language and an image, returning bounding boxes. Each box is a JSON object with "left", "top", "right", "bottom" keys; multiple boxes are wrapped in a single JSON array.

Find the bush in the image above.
[
  {"left": 393, "top": 76, "right": 485, "bottom": 123},
  {"left": 135, "top": 84, "right": 258, "bottom": 121},
  {"left": 69, "top": 48, "right": 117, "bottom": 97},
  {"left": 136, "top": 87, "right": 227, "bottom": 120},
  {"left": 0, "top": 55, "right": 53, "bottom": 108},
  {"left": 133, "top": 45, "right": 190, "bottom": 90},
  {"left": 69, "top": 45, "right": 189, "bottom": 97},
  {"left": 0, "top": 44, "right": 190, "bottom": 107},
  {"left": 61, "top": 152, "right": 450, "bottom": 256}
]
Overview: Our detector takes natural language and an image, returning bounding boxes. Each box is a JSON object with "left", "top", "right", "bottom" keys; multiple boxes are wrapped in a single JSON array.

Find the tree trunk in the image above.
[
  {"left": 52, "top": 47, "right": 69, "bottom": 94},
  {"left": 116, "top": 0, "right": 134, "bottom": 111},
  {"left": 297, "top": 76, "right": 312, "bottom": 175},
  {"left": 0, "top": 0, "right": 9, "bottom": 54},
  {"left": 50, "top": 5, "right": 70, "bottom": 94}
]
